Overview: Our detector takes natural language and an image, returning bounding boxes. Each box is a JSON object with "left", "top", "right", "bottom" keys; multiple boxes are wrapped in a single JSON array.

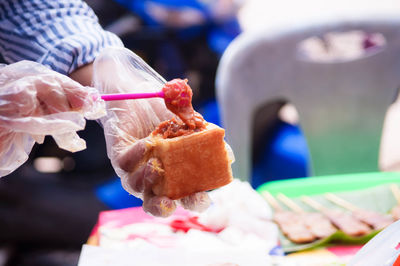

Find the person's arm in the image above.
[
  {"left": 0, "top": 0, "right": 123, "bottom": 82},
  {"left": 0, "top": 1, "right": 210, "bottom": 217},
  {"left": 69, "top": 63, "right": 94, "bottom": 86}
]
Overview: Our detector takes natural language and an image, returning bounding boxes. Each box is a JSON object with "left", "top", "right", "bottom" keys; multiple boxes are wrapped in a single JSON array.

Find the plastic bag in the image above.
[
  {"left": 93, "top": 47, "right": 216, "bottom": 217},
  {"left": 349, "top": 219, "right": 400, "bottom": 266},
  {"left": 0, "top": 61, "right": 106, "bottom": 177}
]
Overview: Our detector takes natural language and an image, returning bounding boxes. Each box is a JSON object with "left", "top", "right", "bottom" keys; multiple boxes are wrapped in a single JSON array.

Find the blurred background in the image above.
[{"left": 1, "top": 0, "right": 400, "bottom": 265}]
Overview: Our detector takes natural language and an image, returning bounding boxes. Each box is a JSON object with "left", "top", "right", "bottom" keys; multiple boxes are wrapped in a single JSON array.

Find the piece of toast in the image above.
[{"left": 150, "top": 123, "right": 233, "bottom": 200}]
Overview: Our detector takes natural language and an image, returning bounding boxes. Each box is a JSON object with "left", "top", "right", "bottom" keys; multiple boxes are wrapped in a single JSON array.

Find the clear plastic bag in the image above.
[
  {"left": 0, "top": 61, "right": 105, "bottom": 177},
  {"left": 349, "top": 220, "right": 400, "bottom": 266},
  {"left": 93, "top": 47, "right": 224, "bottom": 217}
]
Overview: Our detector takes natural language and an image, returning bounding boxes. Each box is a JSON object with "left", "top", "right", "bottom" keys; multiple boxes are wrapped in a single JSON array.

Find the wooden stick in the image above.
[
  {"left": 276, "top": 193, "right": 304, "bottom": 213},
  {"left": 261, "top": 191, "right": 283, "bottom": 212},
  {"left": 325, "top": 193, "right": 358, "bottom": 212},
  {"left": 390, "top": 184, "right": 400, "bottom": 205},
  {"left": 301, "top": 196, "right": 326, "bottom": 212}
]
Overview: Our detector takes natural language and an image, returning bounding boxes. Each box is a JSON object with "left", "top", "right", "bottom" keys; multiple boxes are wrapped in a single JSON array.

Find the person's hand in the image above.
[
  {"left": 93, "top": 47, "right": 211, "bottom": 217},
  {"left": 0, "top": 61, "right": 105, "bottom": 177}
]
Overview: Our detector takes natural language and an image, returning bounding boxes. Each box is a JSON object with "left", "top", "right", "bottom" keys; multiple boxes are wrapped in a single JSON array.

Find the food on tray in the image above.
[
  {"left": 302, "top": 196, "right": 371, "bottom": 237},
  {"left": 276, "top": 193, "right": 337, "bottom": 239},
  {"left": 351, "top": 209, "right": 393, "bottom": 230},
  {"left": 263, "top": 192, "right": 316, "bottom": 243},
  {"left": 148, "top": 79, "right": 233, "bottom": 200},
  {"left": 300, "top": 212, "right": 337, "bottom": 238},
  {"left": 261, "top": 183, "right": 400, "bottom": 253},
  {"left": 273, "top": 211, "right": 316, "bottom": 243},
  {"left": 325, "top": 193, "right": 394, "bottom": 230},
  {"left": 322, "top": 210, "right": 371, "bottom": 237},
  {"left": 264, "top": 191, "right": 389, "bottom": 245}
]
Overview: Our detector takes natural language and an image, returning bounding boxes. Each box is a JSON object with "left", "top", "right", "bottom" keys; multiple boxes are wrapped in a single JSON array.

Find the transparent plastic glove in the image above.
[
  {"left": 0, "top": 61, "right": 106, "bottom": 177},
  {"left": 93, "top": 47, "right": 212, "bottom": 217}
]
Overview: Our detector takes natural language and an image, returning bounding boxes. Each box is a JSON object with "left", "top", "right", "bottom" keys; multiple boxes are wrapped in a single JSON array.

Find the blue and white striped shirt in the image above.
[{"left": 0, "top": 0, "right": 123, "bottom": 75}]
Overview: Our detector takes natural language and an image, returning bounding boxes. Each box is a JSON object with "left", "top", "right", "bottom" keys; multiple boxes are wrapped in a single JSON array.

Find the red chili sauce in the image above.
[{"left": 153, "top": 79, "right": 206, "bottom": 138}]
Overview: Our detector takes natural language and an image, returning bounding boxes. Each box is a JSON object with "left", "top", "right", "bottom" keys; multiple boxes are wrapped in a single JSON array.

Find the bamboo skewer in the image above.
[
  {"left": 325, "top": 193, "right": 394, "bottom": 230},
  {"left": 302, "top": 196, "right": 371, "bottom": 236},
  {"left": 325, "top": 193, "right": 358, "bottom": 212},
  {"left": 262, "top": 191, "right": 316, "bottom": 243},
  {"left": 301, "top": 196, "right": 326, "bottom": 212},
  {"left": 261, "top": 191, "right": 284, "bottom": 212},
  {"left": 276, "top": 193, "right": 304, "bottom": 213},
  {"left": 278, "top": 194, "right": 337, "bottom": 238},
  {"left": 390, "top": 184, "right": 400, "bottom": 220}
]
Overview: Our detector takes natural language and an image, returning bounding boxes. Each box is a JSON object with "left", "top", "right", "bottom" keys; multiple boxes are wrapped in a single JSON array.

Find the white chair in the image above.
[{"left": 216, "top": 16, "right": 400, "bottom": 182}]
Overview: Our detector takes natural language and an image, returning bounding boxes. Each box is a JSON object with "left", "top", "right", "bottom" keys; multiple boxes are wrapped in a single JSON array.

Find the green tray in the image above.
[
  {"left": 256, "top": 172, "right": 400, "bottom": 253},
  {"left": 256, "top": 172, "right": 400, "bottom": 197}
]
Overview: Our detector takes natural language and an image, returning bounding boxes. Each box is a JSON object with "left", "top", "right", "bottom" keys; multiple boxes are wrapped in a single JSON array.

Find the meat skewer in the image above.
[
  {"left": 390, "top": 184, "right": 400, "bottom": 220},
  {"left": 302, "top": 196, "right": 371, "bottom": 237},
  {"left": 262, "top": 191, "right": 316, "bottom": 243},
  {"left": 325, "top": 193, "right": 393, "bottom": 230},
  {"left": 277, "top": 193, "right": 337, "bottom": 239}
]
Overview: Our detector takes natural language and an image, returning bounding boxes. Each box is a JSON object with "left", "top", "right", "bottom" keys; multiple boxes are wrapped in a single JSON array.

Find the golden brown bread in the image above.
[{"left": 150, "top": 123, "right": 233, "bottom": 200}]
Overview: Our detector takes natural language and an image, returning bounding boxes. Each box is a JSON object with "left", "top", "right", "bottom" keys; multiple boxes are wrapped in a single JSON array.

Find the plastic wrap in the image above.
[
  {"left": 0, "top": 61, "right": 105, "bottom": 177},
  {"left": 349, "top": 219, "right": 400, "bottom": 266},
  {"left": 93, "top": 47, "right": 230, "bottom": 217}
]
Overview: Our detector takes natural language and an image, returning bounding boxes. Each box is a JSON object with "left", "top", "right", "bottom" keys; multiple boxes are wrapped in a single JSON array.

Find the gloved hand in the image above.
[
  {"left": 0, "top": 61, "right": 105, "bottom": 177},
  {"left": 93, "top": 47, "right": 211, "bottom": 217}
]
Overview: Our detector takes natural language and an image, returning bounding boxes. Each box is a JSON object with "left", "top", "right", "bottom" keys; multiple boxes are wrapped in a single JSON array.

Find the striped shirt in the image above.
[{"left": 0, "top": 0, "right": 124, "bottom": 75}]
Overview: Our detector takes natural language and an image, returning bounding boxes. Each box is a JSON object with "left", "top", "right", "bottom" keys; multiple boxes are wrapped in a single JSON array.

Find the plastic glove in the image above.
[
  {"left": 0, "top": 61, "right": 106, "bottom": 177},
  {"left": 93, "top": 47, "right": 211, "bottom": 217}
]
